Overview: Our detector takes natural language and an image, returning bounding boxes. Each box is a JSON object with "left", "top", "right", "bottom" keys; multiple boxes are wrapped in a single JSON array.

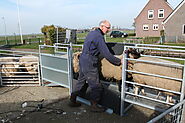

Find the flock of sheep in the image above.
[{"left": 0, "top": 55, "right": 38, "bottom": 76}]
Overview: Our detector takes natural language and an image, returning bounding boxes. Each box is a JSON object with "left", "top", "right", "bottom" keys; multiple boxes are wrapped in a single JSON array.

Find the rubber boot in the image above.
[
  {"left": 68, "top": 92, "right": 81, "bottom": 107},
  {"left": 90, "top": 101, "right": 105, "bottom": 113}
]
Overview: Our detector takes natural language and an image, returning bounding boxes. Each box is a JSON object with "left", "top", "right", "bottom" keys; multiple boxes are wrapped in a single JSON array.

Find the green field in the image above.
[{"left": 0, "top": 32, "right": 185, "bottom": 49}]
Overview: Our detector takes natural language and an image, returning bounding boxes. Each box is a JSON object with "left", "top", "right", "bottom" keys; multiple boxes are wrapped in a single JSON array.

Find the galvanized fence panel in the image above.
[
  {"left": 54, "top": 43, "right": 83, "bottom": 93},
  {"left": 0, "top": 49, "right": 40, "bottom": 86},
  {"left": 148, "top": 99, "right": 185, "bottom": 123},
  {"left": 121, "top": 44, "right": 185, "bottom": 116},
  {"left": 39, "top": 44, "right": 72, "bottom": 90}
]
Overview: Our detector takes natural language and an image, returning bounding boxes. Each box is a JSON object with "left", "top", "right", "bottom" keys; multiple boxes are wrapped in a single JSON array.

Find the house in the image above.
[
  {"left": 135, "top": 0, "right": 173, "bottom": 37},
  {"left": 163, "top": 0, "right": 185, "bottom": 43}
]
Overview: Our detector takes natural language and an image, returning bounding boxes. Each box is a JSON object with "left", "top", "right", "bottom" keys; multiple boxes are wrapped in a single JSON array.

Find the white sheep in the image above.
[
  {"left": 72, "top": 48, "right": 141, "bottom": 81},
  {"left": 73, "top": 52, "right": 81, "bottom": 74},
  {"left": 0, "top": 57, "right": 20, "bottom": 76},
  {"left": 132, "top": 57, "right": 183, "bottom": 103},
  {"left": 19, "top": 55, "right": 39, "bottom": 74}
]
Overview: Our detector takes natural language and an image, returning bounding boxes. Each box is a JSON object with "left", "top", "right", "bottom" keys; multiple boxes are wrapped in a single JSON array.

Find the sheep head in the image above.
[{"left": 126, "top": 48, "right": 141, "bottom": 59}]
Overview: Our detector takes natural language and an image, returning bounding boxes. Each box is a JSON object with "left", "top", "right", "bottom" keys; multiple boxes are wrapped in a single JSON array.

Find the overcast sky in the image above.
[{"left": 0, "top": 0, "right": 182, "bottom": 35}]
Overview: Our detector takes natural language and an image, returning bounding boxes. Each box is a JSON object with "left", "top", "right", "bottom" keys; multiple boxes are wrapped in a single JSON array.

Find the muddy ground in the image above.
[{"left": 0, "top": 86, "right": 160, "bottom": 123}]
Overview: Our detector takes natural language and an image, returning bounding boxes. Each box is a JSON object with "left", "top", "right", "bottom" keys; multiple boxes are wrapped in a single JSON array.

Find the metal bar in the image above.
[
  {"left": 38, "top": 53, "right": 41, "bottom": 86},
  {"left": 39, "top": 45, "right": 43, "bottom": 86},
  {"left": 147, "top": 99, "right": 185, "bottom": 123},
  {"left": 125, "top": 92, "right": 174, "bottom": 105},
  {"left": 1, "top": 72, "right": 38, "bottom": 74},
  {"left": 0, "top": 67, "right": 37, "bottom": 69},
  {"left": 1, "top": 75, "right": 38, "bottom": 77},
  {"left": 42, "top": 78, "right": 69, "bottom": 88},
  {"left": 127, "top": 70, "right": 182, "bottom": 81},
  {"left": 127, "top": 58, "right": 184, "bottom": 67},
  {"left": 1, "top": 62, "right": 38, "bottom": 64},
  {"left": 0, "top": 53, "right": 23, "bottom": 57},
  {"left": 41, "top": 66, "right": 68, "bottom": 74},
  {"left": 125, "top": 46, "right": 185, "bottom": 53},
  {"left": 120, "top": 49, "right": 127, "bottom": 116},
  {"left": 0, "top": 49, "right": 39, "bottom": 55},
  {"left": 2, "top": 78, "right": 39, "bottom": 80},
  {"left": 180, "top": 62, "right": 185, "bottom": 101},
  {"left": 125, "top": 99, "right": 166, "bottom": 112},
  {"left": 125, "top": 81, "right": 181, "bottom": 95},
  {"left": 3, "top": 81, "right": 39, "bottom": 83},
  {"left": 2, "top": 84, "right": 40, "bottom": 87},
  {"left": 136, "top": 44, "right": 185, "bottom": 49},
  {"left": 40, "top": 53, "right": 67, "bottom": 59},
  {"left": 0, "top": 68, "right": 2, "bottom": 86},
  {"left": 76, "top": 96, "right": 114, "bottom": 114},
  {"left": 141, "top": 54, "right": 185, "bottom": 61},
  {"left": 68, "top": 42, "right": 73, "bottom": 94}
]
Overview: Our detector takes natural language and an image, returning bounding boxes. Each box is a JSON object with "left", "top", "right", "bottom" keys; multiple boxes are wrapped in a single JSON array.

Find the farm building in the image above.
[
  {"left": 163, "top": 0, "right": 185, "bottom": 43},
  {"left": 134, "top": 0, "right": 173, "bottom": 37}
]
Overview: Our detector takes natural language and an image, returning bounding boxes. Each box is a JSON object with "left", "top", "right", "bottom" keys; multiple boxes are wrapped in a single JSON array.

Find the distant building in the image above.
[
  {"left": 135, "top": 0, "right": 173, "bottom": 37},
  {"left": 163, "top": 0, "right": 185, "bottom": 43}
]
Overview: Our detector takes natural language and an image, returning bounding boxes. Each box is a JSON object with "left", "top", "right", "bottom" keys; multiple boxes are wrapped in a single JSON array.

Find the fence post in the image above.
[
  {"left": 181, "top": 62, "right": 185, "bottom": 123},
  {"left": 120, "top": 47, "right": 128, "bottom": 116}
]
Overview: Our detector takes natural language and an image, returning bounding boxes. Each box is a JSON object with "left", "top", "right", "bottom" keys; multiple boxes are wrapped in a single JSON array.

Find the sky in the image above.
[{"left": 0, "top": 0, "right": 182, "bottom": 35}]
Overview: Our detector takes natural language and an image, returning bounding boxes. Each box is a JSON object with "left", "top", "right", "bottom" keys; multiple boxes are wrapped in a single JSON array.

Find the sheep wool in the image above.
[
  {"left": 100, "top": 55, "right": 123, "bottom": 81},
  {"left": 132, "top": 57, "right": 183, "bottom": 93},
  {"left": 19, "top": 55, "right": 38, "bottom": 74},
  {"left": 0, "top": 57, "right": 19, "bottom": 76}
]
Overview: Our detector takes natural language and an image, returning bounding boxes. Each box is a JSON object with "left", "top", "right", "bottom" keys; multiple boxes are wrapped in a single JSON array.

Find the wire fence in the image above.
[{"left": 148, "top": 99, "right": 185, "bottom": 123}]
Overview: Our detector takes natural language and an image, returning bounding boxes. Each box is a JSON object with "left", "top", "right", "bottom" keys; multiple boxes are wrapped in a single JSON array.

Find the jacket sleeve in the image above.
[{"left": 95, "top": 36, "right": 121, "bottom": 66}]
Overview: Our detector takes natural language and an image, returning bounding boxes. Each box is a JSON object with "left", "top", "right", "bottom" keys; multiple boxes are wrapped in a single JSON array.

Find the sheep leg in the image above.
[
  {"left": 140, "top": 88, "right": 146, "bottom": 95},
  {"left": 156, "top": 91, "right": 161, "bottom": 99},
  {"left": 134, "top": 86, "right": 139, "bottom": 95},
  {"left": 166, "top": 95, "right": 173, "bottom": 103}
]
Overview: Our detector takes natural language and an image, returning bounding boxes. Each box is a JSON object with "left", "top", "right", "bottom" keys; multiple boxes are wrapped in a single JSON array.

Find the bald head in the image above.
[{"left": 99, "top": 20, "right": 111, "bottom": 34}]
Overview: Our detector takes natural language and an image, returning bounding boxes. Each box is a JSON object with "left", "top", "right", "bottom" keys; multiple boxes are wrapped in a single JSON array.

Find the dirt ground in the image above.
[{"left": 0, "top": 86, "right": 160, "bottom": 123}]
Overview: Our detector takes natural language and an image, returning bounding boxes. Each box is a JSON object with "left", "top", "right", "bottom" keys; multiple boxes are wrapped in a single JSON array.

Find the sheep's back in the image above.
[{"left": 100, "top": 55, "right": 122, "bottom": 81}]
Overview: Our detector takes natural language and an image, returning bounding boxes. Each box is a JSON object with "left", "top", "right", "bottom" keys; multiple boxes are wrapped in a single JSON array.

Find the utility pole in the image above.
[
  {"left": 2, "top": 17, "right": 8, "bottom": 45},
  {"left": 16, "top": 0, "right": 23, "bottom": 44}
]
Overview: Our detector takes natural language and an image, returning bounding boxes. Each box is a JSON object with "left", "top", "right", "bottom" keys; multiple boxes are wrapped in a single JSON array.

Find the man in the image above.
[{"left": 69, "top": 20, "right": 122, "bottom": 112}]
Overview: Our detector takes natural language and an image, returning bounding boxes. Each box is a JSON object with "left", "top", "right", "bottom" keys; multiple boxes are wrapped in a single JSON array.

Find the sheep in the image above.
[
  {"left": 0, "top": 57, "right": 20, "bottom": 76},
  {"left": 72, "top": 48, "right": 141, "bottom": 81},
  {"left": 19, "top": 55, "right": 39, "bottom": 74},
  {"left": 100, "top": 48, "right": 141, "bottom": 81},
  {"left": 73, "top": 52, "right": 81, "bottom": 73},
  {"left": 132, "top": 57, "right": 183, "bottom": 103}
]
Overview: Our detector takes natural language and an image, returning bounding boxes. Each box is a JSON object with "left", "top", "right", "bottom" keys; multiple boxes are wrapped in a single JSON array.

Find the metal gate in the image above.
[
  {"left": 0, "top": 49, "right": 40, "bottom": 86},
  {"left": 39, "top": 44, "right": 73, "bottom": 92},
  {"left": 148, "top": 99, "right": 185, "bottom": 123},
  {"left": 121, "top": 44, "right": 185, "bottom": 116}
]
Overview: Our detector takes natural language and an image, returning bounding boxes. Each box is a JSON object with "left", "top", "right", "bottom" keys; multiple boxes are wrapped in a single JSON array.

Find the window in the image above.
[
  {"left": 183, "top": 24, "right": 185, "bottom": 35},
  {"left": 148, "top": 10, "right": 154, "bottom": 19},
  {"left": 153, "top": 24, "right": 159, "bottom": 30},
  {"left": 158, "top": 9, "right": 164, "bottom": 18},
  {"left": 143, "top": 24, "right": 149, "bottom": 30}
]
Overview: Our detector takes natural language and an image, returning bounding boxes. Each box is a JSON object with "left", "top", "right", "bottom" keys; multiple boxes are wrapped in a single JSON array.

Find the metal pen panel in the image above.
[
  {"left": 42, "top": 67, "right": 69, "bottom": 88},
  {"left": 40, "top": 54, "right": 68, "bottom": 72}
]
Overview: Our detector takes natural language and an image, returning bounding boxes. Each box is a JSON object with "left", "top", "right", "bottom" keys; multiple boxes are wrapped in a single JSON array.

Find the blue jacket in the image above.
[{"left": 82, "top": 28, "right": 121, "bottom": 66}]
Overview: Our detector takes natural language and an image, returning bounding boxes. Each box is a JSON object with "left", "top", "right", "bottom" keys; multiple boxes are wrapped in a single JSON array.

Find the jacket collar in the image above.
[{"left": 97, "top": 28, "right": 104, "bottom": 35}]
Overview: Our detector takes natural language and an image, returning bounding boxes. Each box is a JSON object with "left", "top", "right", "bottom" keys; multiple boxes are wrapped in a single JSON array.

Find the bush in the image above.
[
  {"left": 128, "top": 33, "right": 136, "bottom": 36},
  {"left": 143, "top": 37, "right": 160, "bottom": 44}
]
